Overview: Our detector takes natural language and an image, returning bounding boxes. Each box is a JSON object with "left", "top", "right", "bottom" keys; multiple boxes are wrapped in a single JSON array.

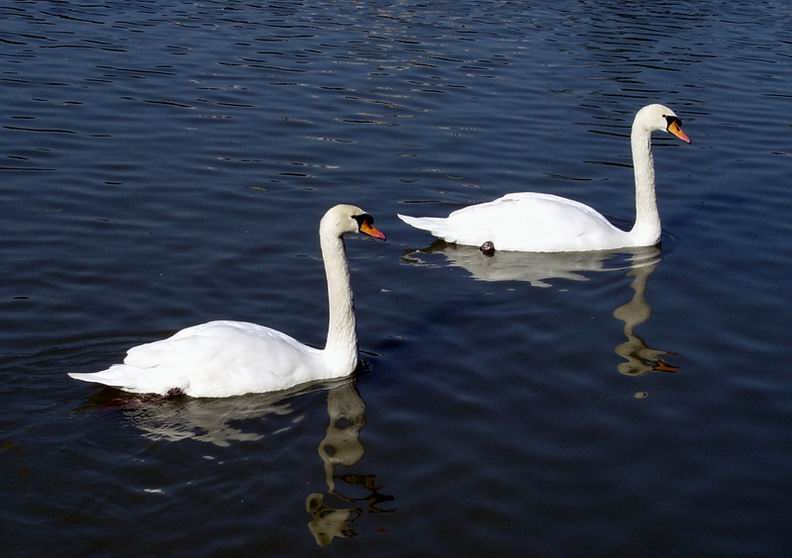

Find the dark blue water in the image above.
[{"left": 2, "top": 1, "right": 792, "bottom": 556}]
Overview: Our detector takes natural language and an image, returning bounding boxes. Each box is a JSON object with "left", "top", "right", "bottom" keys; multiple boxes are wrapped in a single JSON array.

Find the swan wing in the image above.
[
  {"left": 402, "top": 193, "right": 627, "bottom": 252},
  {"left": 68, "top": 320, "right": 325, "bottom": 397}
]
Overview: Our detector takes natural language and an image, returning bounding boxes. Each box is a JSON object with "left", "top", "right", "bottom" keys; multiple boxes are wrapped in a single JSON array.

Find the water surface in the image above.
[{"left": 2, "top": 2, "right": 792, "bottom": 556}]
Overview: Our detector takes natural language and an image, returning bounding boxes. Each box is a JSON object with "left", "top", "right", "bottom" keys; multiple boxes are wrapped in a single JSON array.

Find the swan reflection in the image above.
[
  {"left": 306, "top": 379, "right": 396, "bottom": 546},
  {"left": 404, "top": 241, "right": 677, "bottom": 376},
  {"left": 404, "top": 239, "right": 662, "bottom": 287},
  {"left": 85, "top": 386, "right": 301, "bottom": 446},
  {"left": 613, "top": 262, "right": 679, "bottom": 376},
  {"left": 86, "top": 377, "right": 395, "bottom": 546}
]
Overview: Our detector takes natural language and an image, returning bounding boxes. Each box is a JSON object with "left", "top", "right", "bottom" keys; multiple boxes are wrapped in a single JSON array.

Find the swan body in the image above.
[
  {"left": 398, "top": 104, "right": 691, "bottom": 253},
  {"left": 68, "top": 204, "right": 386, "bottom": 398}
]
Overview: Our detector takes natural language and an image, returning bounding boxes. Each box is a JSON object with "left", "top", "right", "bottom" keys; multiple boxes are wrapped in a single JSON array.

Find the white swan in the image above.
[
  {"left": 398, "top": 104, "right": 691, "bottom": 253},
  {"left": 68, "top": 204, "right": 386, "bottom": 398}
]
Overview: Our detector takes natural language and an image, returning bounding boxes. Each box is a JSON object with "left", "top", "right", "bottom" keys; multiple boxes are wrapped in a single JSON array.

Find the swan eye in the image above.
[
  {"left": 353, "top": 213, "right": 386, "bottom": 240},
  {"left": 353, "top": 214, "right": 374, "bottom": 229},
  {"left": 664, "top": 115, "right": 682, "bottom": 130}
]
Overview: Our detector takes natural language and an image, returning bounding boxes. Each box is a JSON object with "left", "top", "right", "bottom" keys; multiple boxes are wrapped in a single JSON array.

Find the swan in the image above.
[
  {"left": 398, "top": 104, "right": 691, "bottom": 253},
  {"left": 68, "top": 204, "right": 386, "bottom": 398}
]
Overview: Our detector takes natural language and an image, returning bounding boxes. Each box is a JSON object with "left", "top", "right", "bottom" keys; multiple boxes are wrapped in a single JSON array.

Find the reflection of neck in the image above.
[
  {"left": 629, "top": 122, "right": 661, "bottom": 246},
  {"left": 318, "top": 382, "right": 365, "bottom": 492},
  {"left": 613, "top": 262, "right": 671, "bottom": 376},
  {"left": 613, "top": 263, "right": 653, "bottom": 337},
  {"left": 614, "top": 263, "right": 653, "bottom": 376},
  {"left": 320, "top": 232, "right": 358, "bottom": 375}
]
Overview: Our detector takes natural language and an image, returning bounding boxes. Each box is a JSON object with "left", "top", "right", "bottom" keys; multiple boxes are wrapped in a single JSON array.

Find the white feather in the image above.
[
  {"left": 399, "top": 104, "right": 691, "bottom": 253},
  {"left": 68, "top": 204, "right": 385, "bottom": 398}
]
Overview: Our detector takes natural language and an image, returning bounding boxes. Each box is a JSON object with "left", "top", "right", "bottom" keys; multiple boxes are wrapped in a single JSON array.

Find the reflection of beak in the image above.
[
  {"left": 667, "top": 120, "right": 692, "bottom": 144},
  {"left": 360, "top": 222, "right": 386, "bottom": 241},
  {"left": 653, "top": 359, "right": 680, "bottom": 374}
]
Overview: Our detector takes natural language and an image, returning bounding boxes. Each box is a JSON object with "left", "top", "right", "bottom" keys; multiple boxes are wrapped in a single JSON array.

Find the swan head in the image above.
[
  {"left": 321, "top": 204, "right": 387, "bottom": 241},
  {"left": 635, "top": 104, "right": 692, "bottom": 144}
]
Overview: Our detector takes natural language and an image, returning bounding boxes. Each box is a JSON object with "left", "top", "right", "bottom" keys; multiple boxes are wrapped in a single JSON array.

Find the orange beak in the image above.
[
  {"left": 360, "top": 221, "right": 386, "bottom": 241},
  {"left": 667, "top": 120, "right": 692, "bottom": 144}
]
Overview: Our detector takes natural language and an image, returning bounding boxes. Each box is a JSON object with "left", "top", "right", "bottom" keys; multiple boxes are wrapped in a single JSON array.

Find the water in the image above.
[{"left": 2, "top": 1, "right": 791, "bottom": 556}]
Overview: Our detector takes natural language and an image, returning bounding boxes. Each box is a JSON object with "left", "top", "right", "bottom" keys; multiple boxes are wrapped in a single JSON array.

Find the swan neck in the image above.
[
  {"left": 320, "top": 231, "right": 358, "bottom": 375},
  {"left": 629, "top": 123, "right": 661, "bottom": 245}
]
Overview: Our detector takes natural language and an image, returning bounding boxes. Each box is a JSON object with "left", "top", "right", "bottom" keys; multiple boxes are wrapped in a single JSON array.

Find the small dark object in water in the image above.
[{"left": 480, "top": 241, "right": 495, "bottom": 256}]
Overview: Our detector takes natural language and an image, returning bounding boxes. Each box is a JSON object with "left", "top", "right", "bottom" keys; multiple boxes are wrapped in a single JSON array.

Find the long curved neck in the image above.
[
  {"left": 629, "top": 122, "right": 661, "bottom": 245},
  {"left": 320, "top": 231, "right": 358, "bottom": 375}
]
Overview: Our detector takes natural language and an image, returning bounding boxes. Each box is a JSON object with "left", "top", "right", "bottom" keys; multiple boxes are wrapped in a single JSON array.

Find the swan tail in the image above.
[
  {"left": 397, "top": 213, "right": 448, "bottom": 234},
  {"left": 68, "top": 365, "right": 146, "bottom": 393}
]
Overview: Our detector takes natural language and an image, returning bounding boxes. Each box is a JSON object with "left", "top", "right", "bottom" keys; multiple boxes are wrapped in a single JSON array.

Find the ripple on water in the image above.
[{"left": 2, "top": 1, "right": 792, "bottom": 556}]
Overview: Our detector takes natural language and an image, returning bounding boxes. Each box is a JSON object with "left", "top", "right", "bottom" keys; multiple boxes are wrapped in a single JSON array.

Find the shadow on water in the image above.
[
  {"left": 80, "top": 375, "right": 395, "bottom": 547},
  {"left": 403, "top": 240, "right": 678, "bottom": 377}
]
